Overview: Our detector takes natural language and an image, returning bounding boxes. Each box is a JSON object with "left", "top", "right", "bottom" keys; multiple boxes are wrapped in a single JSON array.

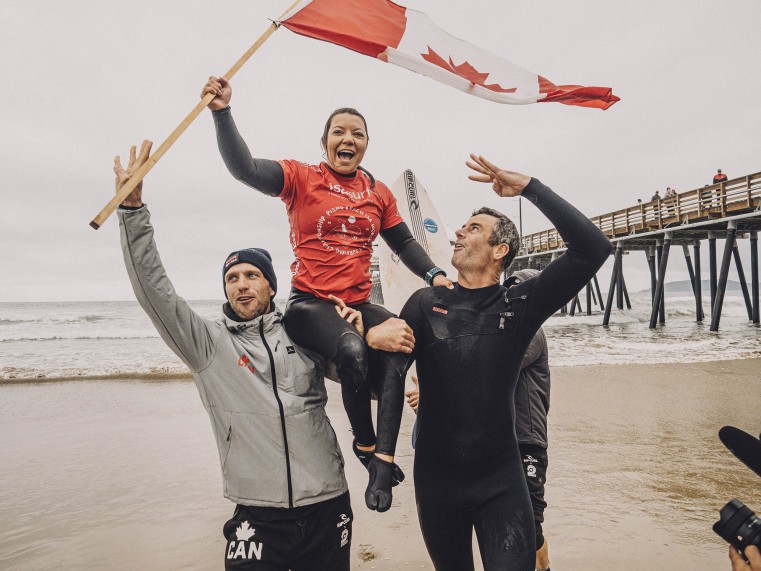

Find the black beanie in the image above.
[{"left": 222, "top": 248, "right": 277, "bottom": 297}]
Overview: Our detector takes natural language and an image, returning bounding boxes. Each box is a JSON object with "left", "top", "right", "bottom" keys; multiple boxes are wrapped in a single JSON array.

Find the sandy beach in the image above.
[{"left": 2, "top": 358, "right": 760, "bottom": 570}]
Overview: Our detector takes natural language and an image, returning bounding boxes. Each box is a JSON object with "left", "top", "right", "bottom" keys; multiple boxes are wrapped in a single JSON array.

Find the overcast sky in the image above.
[{"left": 2, "top": 0, "right": 760, "bottom": 302}]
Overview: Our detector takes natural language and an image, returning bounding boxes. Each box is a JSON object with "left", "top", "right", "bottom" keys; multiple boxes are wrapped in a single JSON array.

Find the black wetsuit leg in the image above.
[
  {"left": 284, "top": 290, "right": 404, "bottom": 456},
  {"left": 415, "top": 454, "right": 535, "bottom": 571}
]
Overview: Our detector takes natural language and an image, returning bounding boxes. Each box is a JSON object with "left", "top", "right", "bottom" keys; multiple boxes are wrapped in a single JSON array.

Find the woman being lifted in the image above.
[{"left": 202, "top": 76, "right": 451, "bottom": 512}]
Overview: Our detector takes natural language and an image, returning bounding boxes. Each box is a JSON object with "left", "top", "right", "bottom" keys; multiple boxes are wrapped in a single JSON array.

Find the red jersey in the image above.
[{"left": 279, "top": 160, "right": 404, "bottom": 305}]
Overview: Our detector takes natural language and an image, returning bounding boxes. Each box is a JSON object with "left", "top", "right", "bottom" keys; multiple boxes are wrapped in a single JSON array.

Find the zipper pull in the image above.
[
  {"left": 499, "top": 311, "right": 515, "bottom": 330},
  {"left": 227, "top": 425, "right": 232, "bottom": 441}
]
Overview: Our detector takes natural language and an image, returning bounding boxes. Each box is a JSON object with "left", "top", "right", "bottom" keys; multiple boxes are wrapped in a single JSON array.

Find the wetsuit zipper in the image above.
[{"left": 260, "top": 319, "right": 294, "bottom": 508}]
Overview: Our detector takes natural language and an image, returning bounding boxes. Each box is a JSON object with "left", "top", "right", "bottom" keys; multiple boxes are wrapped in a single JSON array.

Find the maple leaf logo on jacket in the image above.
[{"left": 235, "top": 521, "right": 256, "bottom": 541}]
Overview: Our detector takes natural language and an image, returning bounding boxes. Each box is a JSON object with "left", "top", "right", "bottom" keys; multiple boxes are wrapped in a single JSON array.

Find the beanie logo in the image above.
[
  {"left": 238, "top": 354, "right": 255, "bottom": 375},
  {"left": 225, "top": 254, "right": 239, "bottom": 269}
]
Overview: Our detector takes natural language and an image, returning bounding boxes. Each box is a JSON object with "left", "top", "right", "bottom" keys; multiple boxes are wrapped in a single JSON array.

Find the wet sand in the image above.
[{"left": 1, "top": 359, "right": 760, "bottom": 570}]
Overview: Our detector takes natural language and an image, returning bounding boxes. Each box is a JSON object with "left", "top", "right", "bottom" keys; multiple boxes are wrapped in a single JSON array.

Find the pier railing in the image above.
[{"left": 520, "top": 171, "right": 761, "bottom": 254}]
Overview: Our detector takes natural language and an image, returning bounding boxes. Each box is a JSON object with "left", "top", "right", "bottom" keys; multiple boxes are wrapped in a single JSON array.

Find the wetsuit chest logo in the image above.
[{"left": 432, "top": 306, "right": 448, "bottom": 315}]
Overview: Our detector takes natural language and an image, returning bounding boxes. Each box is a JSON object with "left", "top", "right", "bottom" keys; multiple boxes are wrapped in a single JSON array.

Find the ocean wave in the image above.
[
  {"left": 1, "top": 366, "right": 191, "bottom": 383},
  {"left": 0, "top": 314, "right": 110, "bottom": 326},
  {"left": 0, "top": 334, "right": 160, "bottom": 343}
]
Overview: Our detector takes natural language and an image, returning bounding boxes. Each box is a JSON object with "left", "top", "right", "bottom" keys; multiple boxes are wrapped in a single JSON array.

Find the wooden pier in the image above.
[{"left": 509, "top": 171, "right": 761, "bottom": 330}]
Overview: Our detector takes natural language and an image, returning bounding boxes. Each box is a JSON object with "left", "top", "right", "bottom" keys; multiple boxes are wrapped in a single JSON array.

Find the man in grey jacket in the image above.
[{"left": 115, "top": 140, "right": 361, "bottom": 570}]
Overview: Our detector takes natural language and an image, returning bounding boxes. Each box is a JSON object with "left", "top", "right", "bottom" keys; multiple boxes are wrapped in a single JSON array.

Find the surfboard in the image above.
[{"left": 376, "top": 169, "right": 456, "bottom": 315}]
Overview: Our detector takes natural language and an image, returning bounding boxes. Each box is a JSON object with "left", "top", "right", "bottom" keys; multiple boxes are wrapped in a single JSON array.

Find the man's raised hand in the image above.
[
  {"left": 114, "top": 140, "right": 152, "bottom": 207},
  {"left": 466, "top": 154, "right": 531, "bottom": 198}
]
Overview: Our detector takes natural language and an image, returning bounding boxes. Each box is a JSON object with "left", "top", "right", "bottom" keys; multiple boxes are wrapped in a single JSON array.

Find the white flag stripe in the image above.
[{"left": 387, "top": 8, "right": 541, "bottom": 104}]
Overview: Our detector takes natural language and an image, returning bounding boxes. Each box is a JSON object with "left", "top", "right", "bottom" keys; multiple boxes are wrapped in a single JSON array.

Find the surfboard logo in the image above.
[
  {"left": 404, "top": 170, "right": 430, "bottom": 254},
  {"left": 423, "top": 218, "right": 438, "bottom": 233}
]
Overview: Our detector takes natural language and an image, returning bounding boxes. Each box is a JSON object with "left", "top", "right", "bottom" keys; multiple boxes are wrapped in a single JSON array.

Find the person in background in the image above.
[
  {"left": 714, "top": 169, "right": 728, "bottom": 184},
  {"left": 650, "top": 190, "right": 661, "bottom": 220},
  {"left": 664, "top": 187, "right": 677, "bottom": 217},
  {"left": 504, "top": 269, "right": 552, "bottom": 571},
  {"left": 730, "top": 545, "right": 761, "bottom": 571}
]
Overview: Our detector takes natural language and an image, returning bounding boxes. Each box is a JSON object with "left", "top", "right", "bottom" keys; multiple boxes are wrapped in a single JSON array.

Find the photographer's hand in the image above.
[{"left": 730, "top": 545, "right": 761, "bottom": 570}]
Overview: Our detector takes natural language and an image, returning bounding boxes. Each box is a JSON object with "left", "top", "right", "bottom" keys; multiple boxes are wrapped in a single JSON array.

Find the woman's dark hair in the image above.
[{"left": 321, "top": 107, "right": 375, "bottom": 189}]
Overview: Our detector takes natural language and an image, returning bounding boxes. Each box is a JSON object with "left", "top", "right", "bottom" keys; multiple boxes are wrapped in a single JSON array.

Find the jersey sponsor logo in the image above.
[
  {"left": 227, "top": 521, "right": 264, "bottom": 561},
  {"left": 238, "top": 354, "right": 256, "bottom": 375},
  {"left": 423, "top": 218, "right": 439, "bottom": 233},
  {"left": 328, "top": 182, "right": 372, "bottom": 201},
  {"left": 432, "top": 306, "right": 448, "bottom": 314},
  {"left": 340, "top": 528, "right": 350, "bottom": 547},
  {"left": 316, "top": 206, "right": 377, "bottom": 257}
]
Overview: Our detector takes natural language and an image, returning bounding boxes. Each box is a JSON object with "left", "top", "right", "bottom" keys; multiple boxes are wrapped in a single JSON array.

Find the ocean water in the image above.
[{"left": 1, "top": 293, "right": 760, "bottom": 381}]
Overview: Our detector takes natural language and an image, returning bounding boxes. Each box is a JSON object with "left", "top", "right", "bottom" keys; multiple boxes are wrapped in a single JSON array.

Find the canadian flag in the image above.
[{"left": 279, "top": 0, "right": 619, "bottom": 109}]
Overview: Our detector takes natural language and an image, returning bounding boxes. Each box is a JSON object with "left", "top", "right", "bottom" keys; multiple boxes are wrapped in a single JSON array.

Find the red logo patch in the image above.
[
  {"left": 432, "top": 306, "right": 448, "bottom": 315},
  {"left": 238, "top": 354, "right": 255, "bottom": 375}
]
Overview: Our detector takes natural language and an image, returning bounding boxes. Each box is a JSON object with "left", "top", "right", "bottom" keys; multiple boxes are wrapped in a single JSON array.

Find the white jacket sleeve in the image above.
[{"left": 119, "top": 206, "right": 220, "bottom": 372}]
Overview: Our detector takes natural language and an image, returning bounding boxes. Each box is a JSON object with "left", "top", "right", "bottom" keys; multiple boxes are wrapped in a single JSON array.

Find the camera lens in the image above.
[{"left": 713, "top": 499, "right": 761, "bottom": 551}]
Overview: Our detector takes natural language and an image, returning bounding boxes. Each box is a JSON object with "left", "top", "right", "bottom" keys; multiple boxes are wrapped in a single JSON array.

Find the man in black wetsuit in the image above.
[{"left": 392, "top": 154, "right": 611, "bottom": 570}]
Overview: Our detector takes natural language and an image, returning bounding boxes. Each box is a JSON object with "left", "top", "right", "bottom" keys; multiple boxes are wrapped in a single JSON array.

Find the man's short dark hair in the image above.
[{"left": 472, "top": 206, "right": 520, "bottom": 271}]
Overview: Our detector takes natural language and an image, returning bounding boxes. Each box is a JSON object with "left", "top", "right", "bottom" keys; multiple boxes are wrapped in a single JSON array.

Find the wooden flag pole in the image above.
[{"left": 89, "top": 0, "right": 305, "bottom": 230}]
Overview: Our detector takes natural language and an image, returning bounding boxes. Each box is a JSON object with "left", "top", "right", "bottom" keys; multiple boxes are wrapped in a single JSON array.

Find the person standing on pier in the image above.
[
  {"left": 387, "top": 155, "right": 611, "bottom": 570},
  {"left": 651, "top": 190, "right": 661, "bottom": 219},
  {"left": 713, "top": 169, "right": 728, "bottom": 184}
]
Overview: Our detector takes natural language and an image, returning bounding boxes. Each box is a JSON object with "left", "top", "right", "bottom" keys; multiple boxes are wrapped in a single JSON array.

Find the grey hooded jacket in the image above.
[{"left": 119, "top": 206, "right": 348, "bottom": 508}]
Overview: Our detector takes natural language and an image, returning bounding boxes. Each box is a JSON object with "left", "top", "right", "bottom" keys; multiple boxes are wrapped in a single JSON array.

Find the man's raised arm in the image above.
[
  {"left": 467, "top": 154, "right": 612, "bottom": 326},
  {"left": 116, "top": 141, "right": 218, "bottom": 372}
]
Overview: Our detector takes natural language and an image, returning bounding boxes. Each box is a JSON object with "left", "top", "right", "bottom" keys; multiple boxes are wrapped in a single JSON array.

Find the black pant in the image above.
[
  {"left": 223, "top": 493, "right": 352, "bottom": 570},
  {"left": 415, "top": 456, "right": 535, "bottom": 571},
  {"left": 519, "top": 443, "right": 548, "bottom": 549},
  {"left": 284, "top": 289, "right": 404, "bottom": 456}
]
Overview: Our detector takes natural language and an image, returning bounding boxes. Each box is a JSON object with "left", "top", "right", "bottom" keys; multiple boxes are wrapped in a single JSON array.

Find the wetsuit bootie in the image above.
[
  {"left": 365, "top": 456, "right": 398, "bottom": 512},
  {"left": 352, "top": 439, "right": 405, "bottom": 486}
]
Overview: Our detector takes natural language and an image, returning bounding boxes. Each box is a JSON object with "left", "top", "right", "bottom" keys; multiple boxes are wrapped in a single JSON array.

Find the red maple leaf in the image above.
[{"left": 421, "top": 47, "right": 517, "bottom": 94}]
